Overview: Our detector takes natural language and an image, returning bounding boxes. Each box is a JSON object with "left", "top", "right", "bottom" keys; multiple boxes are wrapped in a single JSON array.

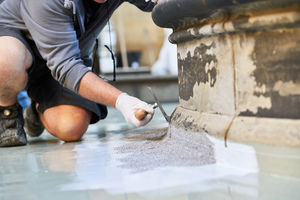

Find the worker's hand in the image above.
[{"left": 116, "top": 93, "right": 155, "bottom": 127}]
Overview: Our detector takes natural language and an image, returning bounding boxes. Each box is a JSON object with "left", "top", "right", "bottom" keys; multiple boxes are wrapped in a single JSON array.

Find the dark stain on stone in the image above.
[
  {"left": 183, "top": 120, "right": 194, "bottom": 130},
  {"left": 240, "top": 92, "right": 300, "bottom": 118},
  {"left": 231, "top": 14, "right": 250, "bottom": 30},
  {"left": 201, "top": 127, "right": 209, "bottom": 133},
  {"left": 210, "top": 66, "right": 217, "bottom": 86},
  {"left": 244, "top": 29, "right": 300, "bottom": 119},
  {"left": 172, "top": 111, "right": 181, "bottom": 122},
  {"left": 178, "top": 42, "right": 218, "bottom": 101}
]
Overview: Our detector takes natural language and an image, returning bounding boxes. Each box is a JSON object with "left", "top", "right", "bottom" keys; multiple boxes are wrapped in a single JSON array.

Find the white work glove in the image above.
[{"left": 116, "top": 93, "right": 155, "bottom": 127}]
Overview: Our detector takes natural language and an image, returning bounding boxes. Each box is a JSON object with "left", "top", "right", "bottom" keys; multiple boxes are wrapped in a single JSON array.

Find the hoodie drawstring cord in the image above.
[{"left": 64, "top": 0, "right": 76, "bottom": 20}]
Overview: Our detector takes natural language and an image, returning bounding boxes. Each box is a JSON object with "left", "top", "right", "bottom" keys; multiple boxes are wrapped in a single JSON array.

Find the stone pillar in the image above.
[{"left": 152, "top": 0, "right": 300, "bottom": 147}]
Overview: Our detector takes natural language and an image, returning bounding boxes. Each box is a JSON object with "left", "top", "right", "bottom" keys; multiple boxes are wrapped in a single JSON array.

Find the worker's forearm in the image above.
[{"left": 78, "top": 72, "right": 122, "bottom": 108}]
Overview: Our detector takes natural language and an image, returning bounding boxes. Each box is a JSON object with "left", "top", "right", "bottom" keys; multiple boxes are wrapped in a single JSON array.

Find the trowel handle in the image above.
[
  {"left": 134, "top": 104, "right": 157, "bottom": 120},
  {"left": 134, "top": 109, "right": 147, "bottom": 120}
]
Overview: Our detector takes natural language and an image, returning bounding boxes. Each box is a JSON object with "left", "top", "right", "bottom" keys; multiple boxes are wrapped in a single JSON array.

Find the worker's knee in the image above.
[
  {"left": 0, "top": 36, "right": 32, "bottom": 71},
  {"left": 40, "top": 105, "right": 92, "bottom": 142},
  {"left": 51, "top": 121, "right": 88, "bottom": 142},
  {"left": 0, "top": 37, "right": 32, "bottom": 87}
]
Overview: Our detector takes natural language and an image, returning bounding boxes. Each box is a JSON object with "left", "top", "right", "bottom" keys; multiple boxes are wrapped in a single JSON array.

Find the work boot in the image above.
[
  {"left": 0, "top": 104, "right": 27, "bottom": 147},
  {"left": 24, "top": 101, "right": 44, "bottom": 137}
]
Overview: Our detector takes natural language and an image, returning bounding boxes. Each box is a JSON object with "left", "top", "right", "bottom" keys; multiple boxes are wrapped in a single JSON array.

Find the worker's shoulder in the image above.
[{"left": 24, "top": 0, "right": 65, "bottom": 11}]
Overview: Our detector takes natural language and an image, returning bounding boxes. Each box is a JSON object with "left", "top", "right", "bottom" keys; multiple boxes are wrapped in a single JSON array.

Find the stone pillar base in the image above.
[
  {"left": 153, "top": 0, "right": 300, "bottom": 147},
  {"left": 172, "top": 106, "right": 300, "bottom": 147}
]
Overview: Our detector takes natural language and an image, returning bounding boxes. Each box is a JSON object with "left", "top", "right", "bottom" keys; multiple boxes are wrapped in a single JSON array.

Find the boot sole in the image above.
[{"left": 0, "top": 130, "right": 27, "bottom": 147}]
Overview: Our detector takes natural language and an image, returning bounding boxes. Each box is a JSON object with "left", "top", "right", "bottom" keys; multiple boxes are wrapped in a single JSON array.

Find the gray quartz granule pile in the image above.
[{"left": 114, "top": 125, "right": 216, "bottom": 173}]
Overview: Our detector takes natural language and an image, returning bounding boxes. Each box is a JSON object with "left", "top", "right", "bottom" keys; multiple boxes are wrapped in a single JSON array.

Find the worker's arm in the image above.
[
  {"left": 78, "top": 72, "right": 122, "bottom": 108},
  {"left": 78, "top": 72, "right": 154, "bottom": 127}
]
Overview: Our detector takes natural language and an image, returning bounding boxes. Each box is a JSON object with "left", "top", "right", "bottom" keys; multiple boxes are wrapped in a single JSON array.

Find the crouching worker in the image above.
[{"left": 0, "top": 0, "right": 159, "bottom": 147}]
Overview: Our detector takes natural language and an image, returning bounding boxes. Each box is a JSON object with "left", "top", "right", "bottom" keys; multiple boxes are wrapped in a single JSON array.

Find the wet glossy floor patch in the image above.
[{"left": 1, "top": 103, "right": 300, "bottom": 200}]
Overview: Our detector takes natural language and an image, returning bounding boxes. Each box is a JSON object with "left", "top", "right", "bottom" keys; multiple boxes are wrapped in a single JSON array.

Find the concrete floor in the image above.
[{"left": 1, "top": 102, "right": 300, "bottom": 200}]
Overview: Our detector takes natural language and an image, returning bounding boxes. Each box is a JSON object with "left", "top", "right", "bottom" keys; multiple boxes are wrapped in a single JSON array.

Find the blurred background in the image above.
[{"left": 95, "top": 2, "right": 179, "bottom": 104}]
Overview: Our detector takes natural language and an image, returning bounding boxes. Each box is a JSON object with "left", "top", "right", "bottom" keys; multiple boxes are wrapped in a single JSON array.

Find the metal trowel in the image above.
[
  {"left": 133, "top": 87, "right": 170, "bottom": 140},
  {"left": 134, "top": 87, "right": 171, "bottom": 122},
  {"left": 147, "top": 87, "right": 171, "bottom": 122}
]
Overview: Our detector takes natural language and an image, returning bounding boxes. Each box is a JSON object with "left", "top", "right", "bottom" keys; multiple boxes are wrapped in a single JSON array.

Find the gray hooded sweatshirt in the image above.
[{"left": 0, "top": 0, "right": 156, "bottom": 93}]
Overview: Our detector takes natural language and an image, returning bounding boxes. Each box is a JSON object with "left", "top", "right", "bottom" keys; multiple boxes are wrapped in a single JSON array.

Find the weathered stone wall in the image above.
[{"left": 152, "top": 0, "right": 300, "bottom": 147}]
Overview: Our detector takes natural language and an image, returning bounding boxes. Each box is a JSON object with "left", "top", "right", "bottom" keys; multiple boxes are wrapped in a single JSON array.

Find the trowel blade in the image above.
[{"left": 148, "top": 87, "right": 171, "bottom": 122}]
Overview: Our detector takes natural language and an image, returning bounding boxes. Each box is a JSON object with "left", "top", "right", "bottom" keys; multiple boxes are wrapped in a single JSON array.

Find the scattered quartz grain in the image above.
[{"left": 114, "top": 125, "right": 216, "bottom": 173}]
